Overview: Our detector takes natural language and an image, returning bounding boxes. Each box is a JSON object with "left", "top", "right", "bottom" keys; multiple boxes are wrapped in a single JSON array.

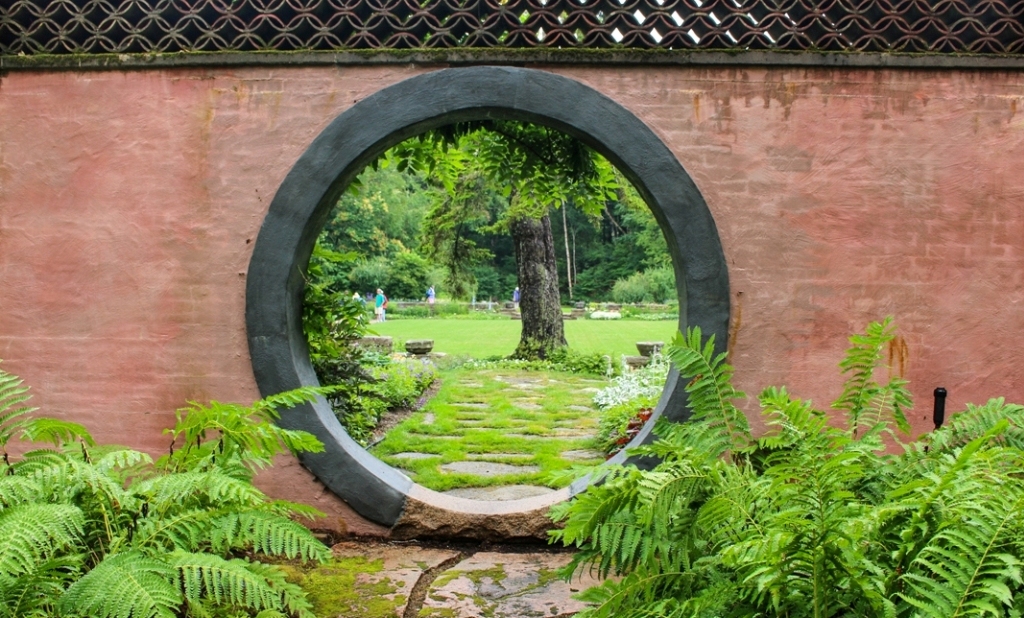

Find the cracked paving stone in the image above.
[
  {"left": 452, "top": 402, "right": 489, "bottom": 408},
  {"left": 286, "top": 542, "right": 461, "bottom": 618},
  {"left": 420, "top": 551, "right": 602, "bottom": 618}
]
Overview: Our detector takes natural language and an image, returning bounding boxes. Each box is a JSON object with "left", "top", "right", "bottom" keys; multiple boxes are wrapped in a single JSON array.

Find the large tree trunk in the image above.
[{"left": 511, "top": 214, "right": 567, "bottom": 359}]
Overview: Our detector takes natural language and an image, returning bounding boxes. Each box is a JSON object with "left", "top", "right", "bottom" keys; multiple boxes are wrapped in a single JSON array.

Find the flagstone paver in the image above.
[
  {"left": 441, "top": 461, "right": 541, "bottom": 476},
  {"left": 465, "top": 453, "right": 535, "bottom": 462},
  {"left": 390, "top": 452, "right": 439, "bottom": 461},
  {"left": 288, "top": 544, "right": 464, "bottom": 613},
  {"left": 561, "top": 449, "right": 605, "bottom": 461},
  {"left": 513, "top": 401, "right": 543, "bottom": 410},
  {"left": 372, "top": 367, "right": 610, "bottom": 493},
  {"left": 420, "top": 551, "right": 602, "bottom": 618}
]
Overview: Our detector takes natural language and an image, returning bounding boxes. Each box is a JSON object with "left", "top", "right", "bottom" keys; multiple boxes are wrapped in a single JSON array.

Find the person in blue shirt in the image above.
[
  {"left": 426, "top": 285, "right": 436, "bottom": 313},
  {"left": 512, "top": 286, "right": 520, "bottom": 310},
  {"left": 374, "top": 288, "right": 387, "bottom": 322}
]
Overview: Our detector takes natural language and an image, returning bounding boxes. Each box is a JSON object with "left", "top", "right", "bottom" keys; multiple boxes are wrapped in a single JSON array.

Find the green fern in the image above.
[
  {"left": 59, "top": 551, "right": 181, "bottom": 618},
  {"left": 0, "top": 365, "right": 37, "bottom": 457},
  {"left": 555, "top": 318, "right": 1024, "bottom": 618},
  {"left": 0, "top": 504, "right": 84, "bottom": 576},
  {"left": 162, "top": 391, "right": 326, "bottom": 476},
  {"left": 663, "top": 327, "right": 749, "bottom": 454},
  {"left": 0, "top": 365, "right": 329, "bottom": 618},
  {"left": 928, "top": 397, "right": 1024, "bottom": 451},
  {"left": 832, "top": 317, "right": 911, "bottom": 437}
]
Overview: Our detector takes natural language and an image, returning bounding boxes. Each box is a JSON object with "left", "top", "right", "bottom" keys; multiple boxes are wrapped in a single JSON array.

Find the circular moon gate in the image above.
[{"left": 246, "top": 67, "right": 729, "bottom": 529}]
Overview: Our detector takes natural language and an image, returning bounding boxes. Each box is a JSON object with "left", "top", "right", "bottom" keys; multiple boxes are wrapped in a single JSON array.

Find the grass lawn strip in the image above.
[
  {"left": 370, "top": 367, "right": 607, "bottom": 493},
  {"left": 371, "top": 318, "right": 674, "bottom": 358}
]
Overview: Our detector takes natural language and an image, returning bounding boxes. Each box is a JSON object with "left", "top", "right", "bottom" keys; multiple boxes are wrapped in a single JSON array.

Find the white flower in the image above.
[{"left": 593, "top": 355, "right": 670, "bottom": 409}]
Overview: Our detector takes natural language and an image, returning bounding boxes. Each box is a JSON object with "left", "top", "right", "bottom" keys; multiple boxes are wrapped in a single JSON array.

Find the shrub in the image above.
[
  {"left": 610, "top": 267, "right": 675, "bottom": 304},
  {"left": 387, "top": 301, "right": 470, "bottom": 318},
  {"left": 0, "top": 364, "right": 329, "bottom": 618},
  {"left": 546, "top": 347, "right": 615, "bottom": 376},
  {"left": 460, "top": 348, "right": 614, "bottom": 377},
  {"left": 553, "top": 318, "right": 1024, "bottom": 618},
  {"left": 365, "top": 359, "right": 438, "bottom": 409},
  {"left": 346, "top": 256, "right": 392, "bottom": 294},
  {"left": 347, "top": 252, "right": 432, "bottom": 301}
]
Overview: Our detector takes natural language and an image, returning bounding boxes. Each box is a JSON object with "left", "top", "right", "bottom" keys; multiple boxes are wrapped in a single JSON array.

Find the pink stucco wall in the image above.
[{"left": 1, "top": 64, "right": 1021, "bottom": 533}]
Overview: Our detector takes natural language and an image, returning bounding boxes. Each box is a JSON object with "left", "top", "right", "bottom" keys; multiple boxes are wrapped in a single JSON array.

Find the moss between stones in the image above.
[{"left": 279, "top": 556, "right": 407, "bottom": 618}]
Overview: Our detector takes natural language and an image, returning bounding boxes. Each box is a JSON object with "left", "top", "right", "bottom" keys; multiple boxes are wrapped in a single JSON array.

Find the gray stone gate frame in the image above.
[{"left": 246, "top": 66, "right": 729, "bottom": 532}]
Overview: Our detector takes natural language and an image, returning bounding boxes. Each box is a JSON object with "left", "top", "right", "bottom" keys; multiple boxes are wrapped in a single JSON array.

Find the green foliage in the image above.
[
  {"left": 611, "top": 267, "right": 675, "bottom": 304},
  {"left": 0, "top": 361, "right": 329, "bottom": 618},
  {"left": 386, "top": 301, "right": 470, "bottom": 318},
  {"left": 545, "top": 347, "right": 614, "bottom": 376},
  {"left": 553, "top": 319, "right": 1024, "bottom": 618},
  {"left": 347, "top": 252, "right": 432, "bottom": 301},
  {"left": 597, "top": 394, "right": 659, "bottom": 454}
]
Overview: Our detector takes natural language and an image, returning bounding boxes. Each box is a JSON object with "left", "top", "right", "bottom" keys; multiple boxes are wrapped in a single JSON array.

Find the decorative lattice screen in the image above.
[{"left": 2, "top": 0, "right": 1022, "bottom": 55}]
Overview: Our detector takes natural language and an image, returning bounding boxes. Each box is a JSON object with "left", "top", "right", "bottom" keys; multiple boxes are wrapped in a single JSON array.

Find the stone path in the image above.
[
  {"left": 286, "top": 541, "right": 603, "bottom": 618},
  {"left": 373, "top": 369, "right": 609, "bottom": 499}
]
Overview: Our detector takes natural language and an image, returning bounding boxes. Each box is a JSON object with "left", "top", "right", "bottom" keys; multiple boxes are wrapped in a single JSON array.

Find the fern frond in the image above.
[
  {"left": 209, "top": 510, "right": 330, "bottom": 562},
  {"left": 13, "top": 449, "right": 138, "bottom": 516},
  {"left": 134, "top": 470, "right": 265, "bottom": 513},
  {"left": 0, "top": 554, "right": 81, "bottom": 618},
  {"left": 59, "top": 551, "right": 181, "bottom": 618},
  {"left": 664, "top": 327, "right": 749, "bottom": 454},
  {"left": 132, "top": 508, "right": 223, "bottom": 553},
  {"left": 251, "top": 386, "right": 338, "bottom": 419},
  {"left": 18, "top": 417, "right": 95, "bottom": 448},
  {"left": 929, "top": 398, "right": 1024, "bottom": 451},
  {"left": 832, "top": 317, "right": 912, "bottom": 437},
  {"left": 898, "top": 493, "right": 1024, "bottom": 618},
  {"left": 265, "top": 499, "right": 326, "bottom": 522},
  {"left": 94, "top": 447, "right": 154, "bottom": 476},
  {"left": 0, "top": 504, "right": 84, "bottom": 576},
  {"left": 242, "top": 560, "right": 317, "bottom": 618},
  {"left": 170, "top": 552, "right": 286, "bottom": 614},
  {"left": 0, "top": 366, "right": 36, "bottom": 450},
  {"left": 163, "top": 392, "right": 325, "bottom": 474},
  {"left": 0, "top": 476, "right": 43, "bottom": 508}
]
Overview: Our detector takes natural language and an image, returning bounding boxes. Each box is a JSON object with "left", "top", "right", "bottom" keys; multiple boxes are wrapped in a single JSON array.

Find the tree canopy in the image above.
[{"left": 311, "top": 120, "right": 674, "bottom": 358}]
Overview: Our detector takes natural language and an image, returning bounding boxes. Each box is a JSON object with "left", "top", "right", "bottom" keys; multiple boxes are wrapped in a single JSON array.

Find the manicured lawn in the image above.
[
  {"left": 370, "top": 318, "right": 678, "bottom": 358},
  {"left": 371, "top": 367, "right": 609, "bottom": 492}
]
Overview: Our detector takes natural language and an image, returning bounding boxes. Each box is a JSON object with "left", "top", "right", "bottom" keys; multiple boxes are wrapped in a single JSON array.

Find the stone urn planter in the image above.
[
  {"left": 624, "top": 355, "right": 651, "bottom": 370},
  {"left": 635, "top": 341, "right": 664, "bottom": 357},
  {"left": 404, "top": 339, "right": 434, "bottom": 355},
  {"left": 357, "top": 336, "right": 393, "bottom": 354}
]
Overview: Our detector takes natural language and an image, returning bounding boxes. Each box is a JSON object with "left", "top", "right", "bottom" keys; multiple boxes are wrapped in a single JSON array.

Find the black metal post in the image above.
[{"left": 933, "top": 387, "right": 947, "bottom": 430}]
